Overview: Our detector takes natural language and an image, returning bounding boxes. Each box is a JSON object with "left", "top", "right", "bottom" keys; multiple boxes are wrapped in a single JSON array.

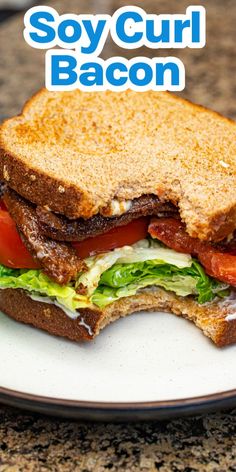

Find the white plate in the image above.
[{"left": 0, "top": 309, "right": 236, "bottom": 420}]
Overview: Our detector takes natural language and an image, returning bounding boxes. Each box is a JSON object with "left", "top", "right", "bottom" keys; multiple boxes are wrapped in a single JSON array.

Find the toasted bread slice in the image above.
[
  {"left": 0, "top": 90, "right": 235, "bottom": 241},
  {"left": 0, "top": 288, "right": 235, "bottom": 346}
]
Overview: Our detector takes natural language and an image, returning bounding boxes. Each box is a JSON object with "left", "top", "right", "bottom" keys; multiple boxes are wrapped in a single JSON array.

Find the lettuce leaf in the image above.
[
  {"left": 91, "top": 260, "right": 229, "bottom": 308},
  {"left": 77, "top": 239, "right": 192, "bottom": 296},
  {"left": 0, "top": 240, "right": 229, "bottom": 313},
  {"left": 0, "top": 267, "right": 91, "bottom": 312}
]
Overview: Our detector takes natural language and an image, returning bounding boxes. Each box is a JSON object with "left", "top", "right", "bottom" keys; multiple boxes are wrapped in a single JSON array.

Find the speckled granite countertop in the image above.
[
  {"left": 0, "top": 406, "right": 236, "bottom": 471},
  {"left": 0, "top": 0, "right": 236, "bottom": 470}
]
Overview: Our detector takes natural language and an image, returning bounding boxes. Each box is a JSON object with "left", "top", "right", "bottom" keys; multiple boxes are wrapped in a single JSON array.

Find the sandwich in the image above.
[{"left": 0, "top": 89, "right": 235, "bottom": 346}]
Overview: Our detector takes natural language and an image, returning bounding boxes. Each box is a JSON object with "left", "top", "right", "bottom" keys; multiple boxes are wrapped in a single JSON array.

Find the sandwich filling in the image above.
[{"left": 0, "top": 185, "right": 235, "bottom": 318}]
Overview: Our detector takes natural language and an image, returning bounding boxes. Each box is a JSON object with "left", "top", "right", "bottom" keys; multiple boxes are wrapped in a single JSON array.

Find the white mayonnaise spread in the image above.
[
  {"left": 219, "top": 292, "right": 236, "bottom": 321},
  {"left": 101, "top": 199, "right": 132, "bottom": 217}
]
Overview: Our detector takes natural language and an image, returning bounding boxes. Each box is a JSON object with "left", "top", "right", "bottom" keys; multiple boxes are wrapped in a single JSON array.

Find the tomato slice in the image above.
[
  {"left": 149, "top": 217, "right": 236, "bottom": 287},
  {"left": 73, "top": 217, "right": 149, "bottom": 259},
  {"left": 0, "top": 205, "right": 39, "bottom": 269},
  {"left": 198, "top": 251, "right": 236, "bottom": 286}
]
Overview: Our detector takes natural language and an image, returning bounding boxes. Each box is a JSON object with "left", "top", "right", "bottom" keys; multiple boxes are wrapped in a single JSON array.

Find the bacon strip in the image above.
[
  {"left": 36, "top": 195, "right": 178, "bottom": 242},
  {"left": 4, "top": 189, "right": 85, "bottom": 285}
]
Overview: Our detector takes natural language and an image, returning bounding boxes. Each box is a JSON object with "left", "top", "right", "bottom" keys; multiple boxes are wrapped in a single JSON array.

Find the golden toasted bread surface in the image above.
[{"left": 0, "top": 89, "right": 236, "bottom": 240}]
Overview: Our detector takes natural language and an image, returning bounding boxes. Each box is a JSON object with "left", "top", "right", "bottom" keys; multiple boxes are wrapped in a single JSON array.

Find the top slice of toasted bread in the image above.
[{"left": 0, "top": 89, "right": 235, "bottom": 241}]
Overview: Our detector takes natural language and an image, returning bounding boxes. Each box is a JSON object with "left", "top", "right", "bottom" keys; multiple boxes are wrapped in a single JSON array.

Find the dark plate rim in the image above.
[{"left": 1, "top": 385, "right": 236, "bottom": 420}]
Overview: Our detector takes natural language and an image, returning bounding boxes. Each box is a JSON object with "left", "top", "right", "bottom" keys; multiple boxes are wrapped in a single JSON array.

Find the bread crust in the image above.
[
  {"left": 0, "top": 89, "right": 235, "bottom": 241},
  {"left": 0, "top": 288, "right": 236, "bottom": 347},
  {"left": 0, "top": 289, "right": 101, "bottom": 341}
]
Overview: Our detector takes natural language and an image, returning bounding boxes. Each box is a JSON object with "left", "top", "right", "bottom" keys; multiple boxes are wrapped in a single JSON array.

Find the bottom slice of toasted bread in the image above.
[{"left": 0, "top": 288, "right": 235, "bottom": 346}]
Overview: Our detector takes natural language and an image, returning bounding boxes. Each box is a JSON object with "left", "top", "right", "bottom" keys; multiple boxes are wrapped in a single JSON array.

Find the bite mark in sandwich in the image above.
[{"left": 0, "top": 89, "right": 235, "bottom": 346}]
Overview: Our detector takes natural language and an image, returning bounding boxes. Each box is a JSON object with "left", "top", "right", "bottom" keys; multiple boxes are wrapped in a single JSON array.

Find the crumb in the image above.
[
  {"left": 58, "top": 185, "right": 65, "bottom": 193},
  {"left": 43, "top": 308, "right": 51, "bottom": 318},
  {"left": 219, "top": 160, "right": 230, "bottom": 168},
  {"left": 3, "top": 165, "right": 10, "bottom": 181}
]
